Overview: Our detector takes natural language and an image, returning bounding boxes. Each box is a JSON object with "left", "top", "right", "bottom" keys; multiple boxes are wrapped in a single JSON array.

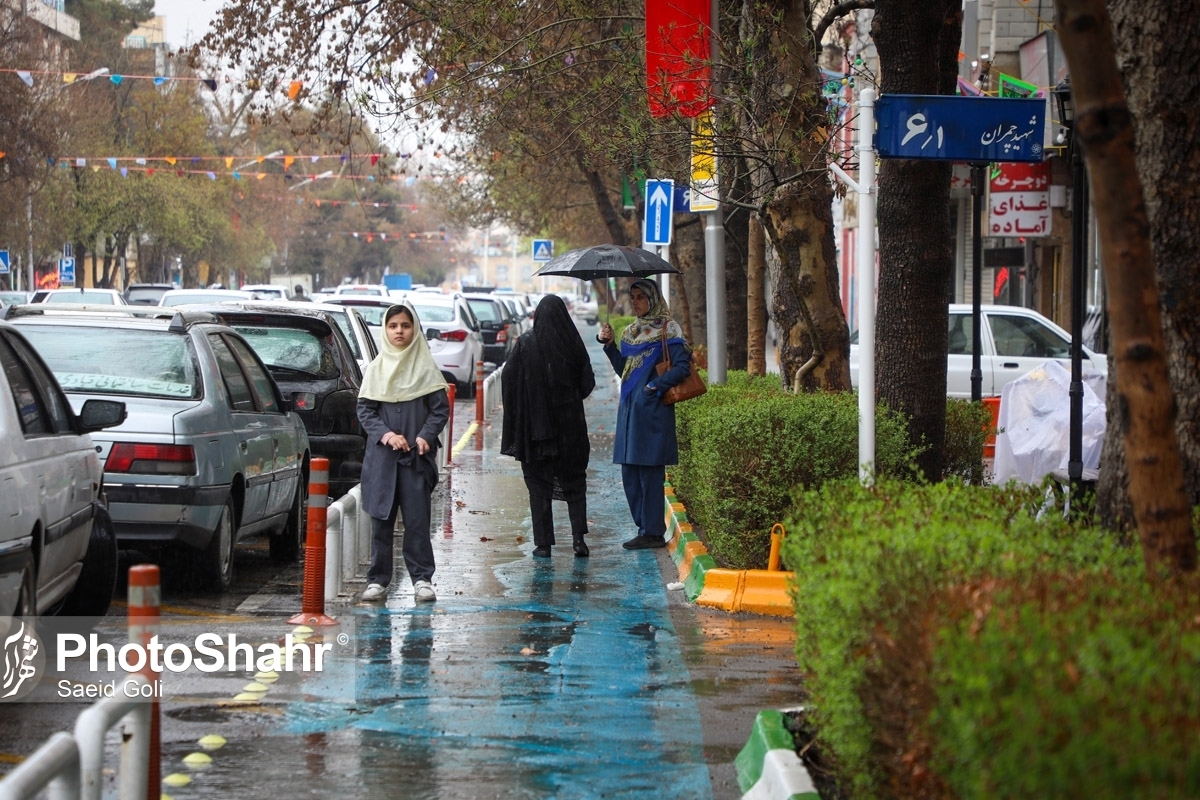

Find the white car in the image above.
[
  {"left": 31, "top": 288, "right": 127, "bottom": 305},
  {"left": 850, "top": 304, "right": 1107, "bottom": 398},
  {"left": 239, "top": 284, "right": 293, "bottom": 301},
  {"left": 570, "top": 295, "right": 600, "bottom": 325},
  {"left": 0, "top": 320, "right": 126, "bottom": 618},
  {"left": 159, "top": 289, "right": 254, "bottom": 306},
  {"left": 334, "top": 284, "right": 390, "bottom": 297}
]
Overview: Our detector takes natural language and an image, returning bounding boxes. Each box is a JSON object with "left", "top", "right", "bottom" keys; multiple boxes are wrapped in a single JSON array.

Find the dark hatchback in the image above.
[
  {"left": 192, "top": 303, "right": 365, "bottom": 498},
  {"left": 464, "top": 294, "right": 517, "bottom": 365}
]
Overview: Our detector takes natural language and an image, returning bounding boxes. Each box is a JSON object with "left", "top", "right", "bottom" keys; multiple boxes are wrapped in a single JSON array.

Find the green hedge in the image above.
[
  {"left": 673, "top": 373, "right": 920, "bottom": 569},
  {"left": 671, "top": 373, "right": 992, "bottom": 569},
  {"left": 781, "top": 478, "right": 1200, "bottom": 799}
]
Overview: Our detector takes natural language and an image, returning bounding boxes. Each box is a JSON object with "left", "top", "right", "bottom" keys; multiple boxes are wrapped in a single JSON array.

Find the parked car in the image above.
[
  {"left": 193, "top": 303, "right": 366, "bottom": 499},
  {"left": 7, "top": 305, "right": 309, "bottom": 591},
  {"left": 251, "top": 298, "right": 379, "bottom": 374},
  {"left": 239, "top": 284, "right": 293, "bottom": 301},
  {"left": 159, "top": 289, "right": 254, "bottom": 307},
  {"left": 570, "top": 295, "right": 600, "bottom": 326},
  {"left": 464, "top": 294, "right": 518, "bottom": 365},
  {"left": 124, "top": 283, "right": 176, "bottom": 306},
  {"left": 849, "top": 303, "right": 1108, "bottom": 399},
  {"left": 406, "top": 293, "right": 486, "bottom": 397},
  {"left": 333, "top": 284, "right": 390, "bottom": 297},
  {"left": 0, "top": 319, "right": 126, "bottom": 618},
  {"left": 0, "top": 291, "right": 31, "bottom": 306},
  {"left": 31, "top": 288, "right": 127, "bottom": 305}
]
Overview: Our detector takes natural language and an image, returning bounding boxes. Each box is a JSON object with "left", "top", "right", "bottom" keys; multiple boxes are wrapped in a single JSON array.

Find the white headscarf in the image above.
[{"left": 358, "top": 303, "right": 447, "bottom": 403}]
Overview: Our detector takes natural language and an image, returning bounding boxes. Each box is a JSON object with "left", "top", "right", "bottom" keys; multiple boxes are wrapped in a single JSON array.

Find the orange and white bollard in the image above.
[
  {"left": 445, "top": 382, "right": 456, "bottom": 464},
  {"left": 288, "top": 458, "right": 337, "bottom": 626},
  {"left": 475, "top": 360, "right": 485, "bottom": 424},
  {"left": 127, "top": 564, "right": 160, "bottom": 800}
]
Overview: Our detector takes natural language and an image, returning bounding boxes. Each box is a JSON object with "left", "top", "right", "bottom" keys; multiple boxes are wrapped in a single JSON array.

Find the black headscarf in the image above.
[{"left": 500, "top": 294, "right": 595, "bottom": 467}]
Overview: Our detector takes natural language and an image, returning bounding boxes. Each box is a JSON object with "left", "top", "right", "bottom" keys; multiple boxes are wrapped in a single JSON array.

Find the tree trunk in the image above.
[
  {"left": 1099, "top": 0, "right": 1200, "bottom": 533},
  {"left": 747, "top": 213, "right": 767, "bottom": 375},
  {"left": 743, "top": 0, "right": 849, "bottom": 392},
  {"left": 1054, "top": 0, "right": 1196, "bottom": 575},
  {"left": 871, "top": 0, "right": 962, "bottom": 480}
]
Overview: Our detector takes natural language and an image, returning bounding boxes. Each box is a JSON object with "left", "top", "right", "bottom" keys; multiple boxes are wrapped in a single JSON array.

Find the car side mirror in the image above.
[{"left": 78, "top": 399, "right": 127, "bottom": 432}]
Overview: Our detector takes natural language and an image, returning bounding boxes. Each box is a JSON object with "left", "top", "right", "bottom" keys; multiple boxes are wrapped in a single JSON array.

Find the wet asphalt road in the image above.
[{"left": 0, "top": 322, "right": 802, "bottom": 799}]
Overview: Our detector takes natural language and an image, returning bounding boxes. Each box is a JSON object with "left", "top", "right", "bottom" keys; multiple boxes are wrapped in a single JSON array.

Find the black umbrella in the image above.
[
  {"left": 532, "top": 244, "right": 680, "bottom": 281},
  {"left": 532, "top": 244, "right": 679, "bottom": 322}
]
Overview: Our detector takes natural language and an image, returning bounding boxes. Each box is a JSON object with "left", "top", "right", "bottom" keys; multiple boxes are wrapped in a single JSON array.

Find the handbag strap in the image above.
[{"left": 659, "top": 324, "right": 672, "bottom": 369}]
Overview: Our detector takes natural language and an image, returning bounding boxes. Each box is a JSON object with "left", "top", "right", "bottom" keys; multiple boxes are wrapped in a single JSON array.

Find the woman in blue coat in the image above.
[
  {"left": 597, "top": 279, "right": 693, "bottom": 550},
  {"left": 357, "top": 303, "right": 450, "bottom": 602}
]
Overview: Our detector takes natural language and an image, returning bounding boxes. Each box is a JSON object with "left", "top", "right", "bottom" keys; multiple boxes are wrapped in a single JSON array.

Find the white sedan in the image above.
[{"left": 850, "top": 304, "right": 1107, "bottom": 398}]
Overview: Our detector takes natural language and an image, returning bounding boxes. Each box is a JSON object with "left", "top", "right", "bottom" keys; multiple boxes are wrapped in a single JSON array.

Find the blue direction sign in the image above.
[
  {"left": 58, "top": 257, "right": 75, "bottom": 285},
  {"left": 532, "top": 239, "right": 553, "bottom": 262},
  {"left": 875, "top": 95, "right": 1046, "bottom": 163},
  {"left": 0, "top": 250, "right": 9, "bottom": 274},
  {"left": 643, "top": 178, "right": 674, "bottom": 246}
]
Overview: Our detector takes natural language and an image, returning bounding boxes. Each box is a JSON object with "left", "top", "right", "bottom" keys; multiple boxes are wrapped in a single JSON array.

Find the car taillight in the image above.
[
  {"left": 497, "top": 324, "right": 509, "bottom": 343},
  {"left": 106, "top": 443, "right": 196, "bottom": 475},
  {"left": 292, "top": 391, "right": 317, "bottom": 411},
  {"left": 438, "top": 329, "right": 469, "bottom": 342}
]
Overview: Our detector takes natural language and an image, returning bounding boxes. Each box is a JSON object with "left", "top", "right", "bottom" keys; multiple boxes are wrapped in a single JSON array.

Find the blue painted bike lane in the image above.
[{"left": 252, "top": 333, "right": 715, "bottom": 798}]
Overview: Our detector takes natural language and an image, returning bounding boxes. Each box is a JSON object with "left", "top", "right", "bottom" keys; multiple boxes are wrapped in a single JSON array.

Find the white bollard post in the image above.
[{"left": 324, "top": 503, "right": 343, "bottom": 602}]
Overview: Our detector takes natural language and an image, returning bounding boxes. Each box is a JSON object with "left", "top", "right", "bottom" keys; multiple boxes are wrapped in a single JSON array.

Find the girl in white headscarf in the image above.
[{"left": 357, "top": 303, "right": 450, "bottom": 603}]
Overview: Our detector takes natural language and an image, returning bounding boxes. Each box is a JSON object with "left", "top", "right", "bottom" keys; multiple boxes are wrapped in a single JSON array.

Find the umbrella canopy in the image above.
[{"left": 531, "top": 244, "right": 680, "bottom": 281}]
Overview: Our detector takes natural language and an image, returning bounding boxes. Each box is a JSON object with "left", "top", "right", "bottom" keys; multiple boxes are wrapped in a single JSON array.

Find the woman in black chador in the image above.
[{"left": 501, "top": 294, "right": 597, "bottom": 557}]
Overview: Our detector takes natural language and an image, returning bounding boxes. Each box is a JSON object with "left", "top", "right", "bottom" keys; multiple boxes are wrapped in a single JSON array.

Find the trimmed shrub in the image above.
[
  {"left": 780, "top": 478, "right": 1164, "bottom": 799},
  {"left": 943, "top": 398, "right": 993, "bottom": 484},
  {"left": 674, "top": 376, "right": 920, "bottom": 569}
]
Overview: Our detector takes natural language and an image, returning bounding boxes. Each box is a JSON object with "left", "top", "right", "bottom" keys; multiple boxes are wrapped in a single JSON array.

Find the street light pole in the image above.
[
  {"left": 970, "top": 162, "right": 986, "bottom": 403},
  {"left": 1055, "top": 78, "right": 1087, "bottom": 496}
]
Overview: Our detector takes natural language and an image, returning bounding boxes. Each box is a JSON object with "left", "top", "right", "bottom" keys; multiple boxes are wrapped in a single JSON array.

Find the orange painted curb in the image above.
[{"left": 663, "top": 484, "right": 794, "bottom": 617}]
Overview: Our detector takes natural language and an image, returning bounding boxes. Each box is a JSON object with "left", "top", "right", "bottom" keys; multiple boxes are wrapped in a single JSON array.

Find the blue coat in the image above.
[{"left": 603, "top": 336, "right": 691, "bottom": 466}]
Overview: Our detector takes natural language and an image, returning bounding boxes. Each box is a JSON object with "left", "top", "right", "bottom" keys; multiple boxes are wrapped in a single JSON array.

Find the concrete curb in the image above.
[
  {"left": 734, "top": 710, "right": 820, "bottom": 800},
  {"left": 662, "top": 483, "right": 794, "bottom": 617}
]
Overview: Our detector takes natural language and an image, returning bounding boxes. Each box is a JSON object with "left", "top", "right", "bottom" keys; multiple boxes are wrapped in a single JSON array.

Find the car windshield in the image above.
[
  {"left": 411, "top": 304, "right": 455, "bottom": 324},
  {"left": 20, "top": 326, "right": 199, "bottom": 399},
  {"left": 346, "top": 305, "right": 389, "bottom": 326},
  {"left": 46, "top": 291, "right": 118, "bottom": 304},
  {"left": 990, "top": 314, "right": 1070, "bottom": 359},
  {"left": 126, "top": 287, "right": 170, "bottom": 305},
  {"left": 161, "top": 292, "right": 246, "bottom": 306},
  {"left": 231, "top": 325, "right": 339, "bottom": 379},
  {"left": 467, "top": 299, "right": 502, "bottom": 323}
]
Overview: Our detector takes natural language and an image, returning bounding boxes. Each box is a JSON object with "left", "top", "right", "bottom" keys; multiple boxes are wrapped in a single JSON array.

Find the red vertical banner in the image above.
[{"left": 645, "top": 0, "right": 712, "bottom": 118}]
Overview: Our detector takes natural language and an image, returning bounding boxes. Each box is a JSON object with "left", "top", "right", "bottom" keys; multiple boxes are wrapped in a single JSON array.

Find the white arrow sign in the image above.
[{"left": 643, "top": 179, "right": 674, "bottom": 246}]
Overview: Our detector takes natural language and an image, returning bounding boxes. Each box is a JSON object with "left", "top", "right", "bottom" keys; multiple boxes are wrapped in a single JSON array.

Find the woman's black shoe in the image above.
[
  {"left": 532, "top": 546, "right": 552, "bottom": 558},
  {"left": 572, "top": 534, "right": 589, "bottom": 557}
]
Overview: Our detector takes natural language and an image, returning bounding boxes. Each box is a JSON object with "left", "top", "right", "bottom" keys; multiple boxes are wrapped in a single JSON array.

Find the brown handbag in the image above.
[{"left": 655, "top": 325, "right": 707, "bottom": 405}]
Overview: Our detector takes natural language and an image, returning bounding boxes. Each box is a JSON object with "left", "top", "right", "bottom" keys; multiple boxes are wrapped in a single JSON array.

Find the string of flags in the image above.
[{"left": 1, "top": 66, "right": 225, "bottom": 91}]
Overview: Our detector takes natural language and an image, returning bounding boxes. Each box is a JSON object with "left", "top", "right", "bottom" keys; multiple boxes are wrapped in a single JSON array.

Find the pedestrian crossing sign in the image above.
[{"left": 532, "top": 239, "right": 553, "bottom": 262}]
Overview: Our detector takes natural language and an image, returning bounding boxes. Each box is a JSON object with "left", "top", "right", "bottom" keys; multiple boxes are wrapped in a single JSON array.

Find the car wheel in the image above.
[
  {"left": 59, "top": 505, "right": 118, "bottom": 618},
  {"left": 204, "top": 500, "right": 236, "bottom": 592},
  {"left": 270, "top": 482, "right": 306, "bottom": 563}
]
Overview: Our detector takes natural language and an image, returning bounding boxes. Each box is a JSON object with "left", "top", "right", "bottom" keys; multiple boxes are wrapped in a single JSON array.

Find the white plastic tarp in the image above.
[{"left": 992, "top": 360, "right": 1107, "bottom": 485}]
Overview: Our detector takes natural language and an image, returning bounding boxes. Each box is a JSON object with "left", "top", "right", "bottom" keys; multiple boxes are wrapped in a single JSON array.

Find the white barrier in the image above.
[
  {"left": 483, "top": 364, "right": 503, "bottom": 418},
  {"left": 0, "top": 674, "right": 152, "bottom": 800}
]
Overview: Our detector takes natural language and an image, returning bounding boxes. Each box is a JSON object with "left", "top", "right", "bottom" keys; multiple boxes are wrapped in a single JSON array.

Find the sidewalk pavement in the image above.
[{"left": 10, "top": 332, "right": 808, "bottom": 799}]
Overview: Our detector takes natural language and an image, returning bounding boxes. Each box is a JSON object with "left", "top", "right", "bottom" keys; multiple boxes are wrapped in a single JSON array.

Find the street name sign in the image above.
[
  {"left": 875, "top": 95, "right": 1045, "bottom": 163},
  {"left": 643, "top": 178, "right": 674, "bottom": 246}
]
